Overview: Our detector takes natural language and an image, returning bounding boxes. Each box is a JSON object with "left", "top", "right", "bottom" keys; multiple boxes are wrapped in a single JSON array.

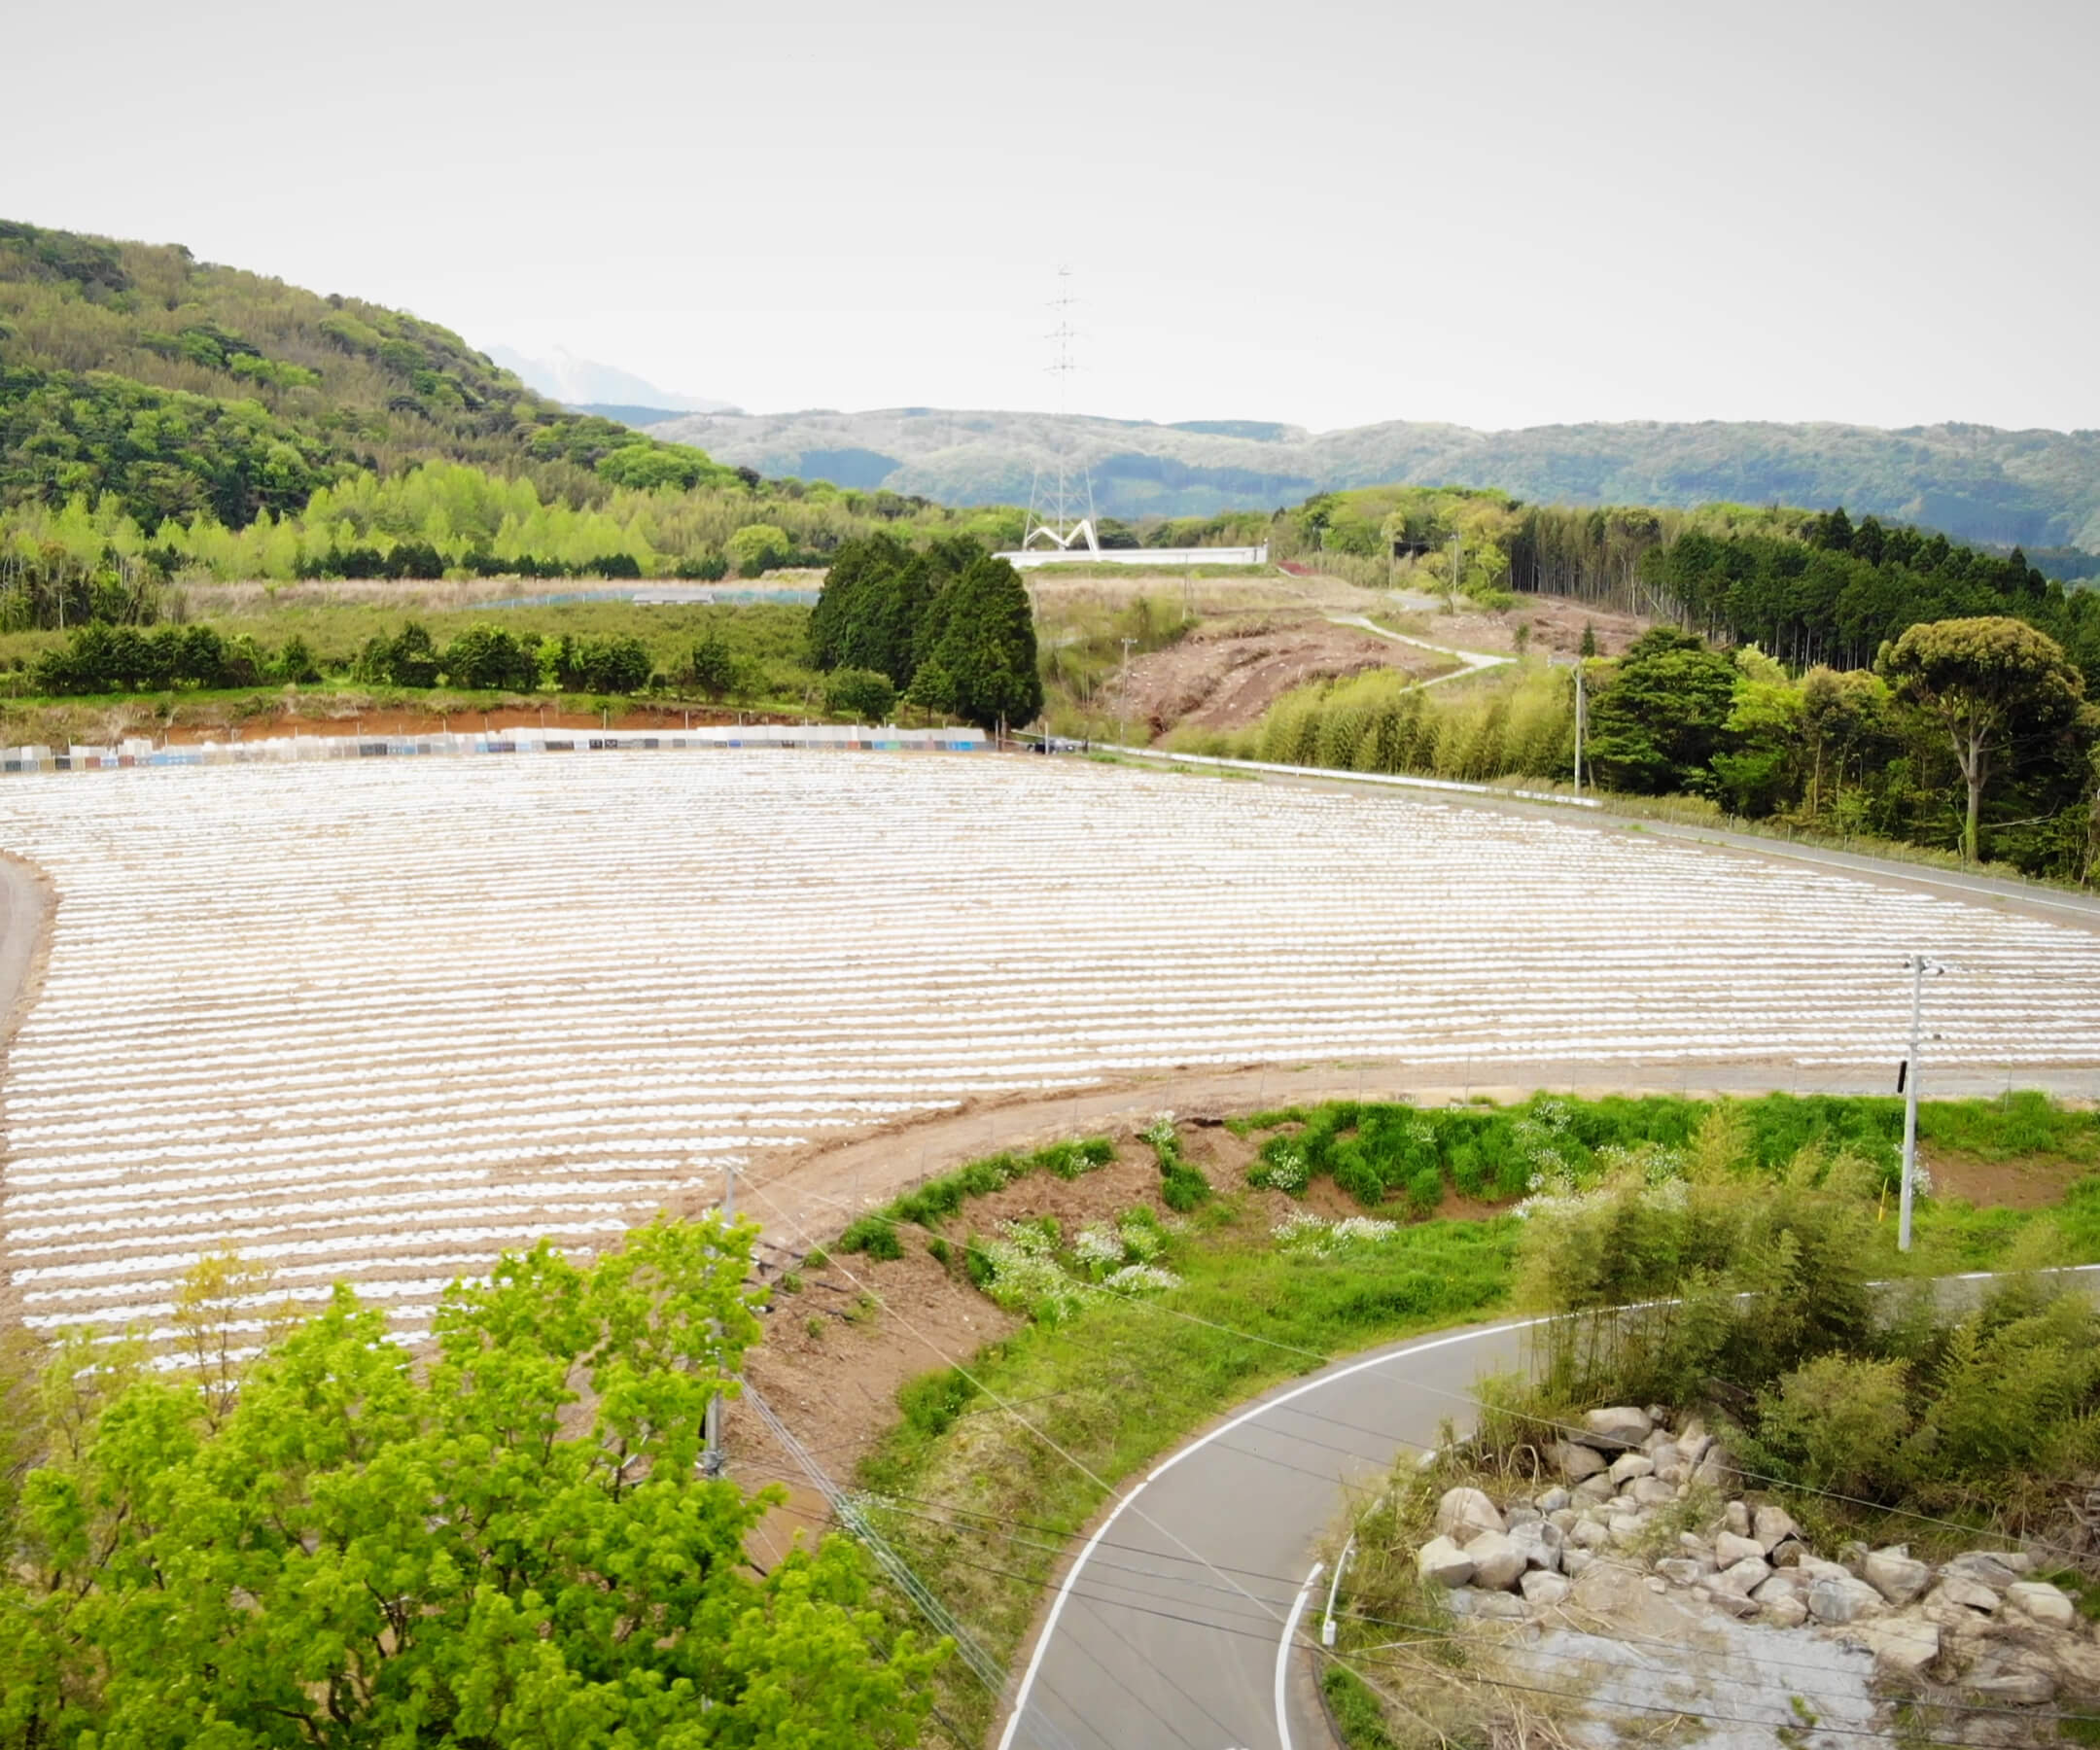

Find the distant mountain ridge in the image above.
[
  {"left": 485, "top": 346, "right": 735, "bottom": 415},
  {"left": 643, "top": 406, "right": 2100, "bottom": 553}
]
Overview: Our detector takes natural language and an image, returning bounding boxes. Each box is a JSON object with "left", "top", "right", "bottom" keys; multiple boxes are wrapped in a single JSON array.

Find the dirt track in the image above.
[{"left": 704, "top": 1052, "right": 2100, "bottom": 1264}]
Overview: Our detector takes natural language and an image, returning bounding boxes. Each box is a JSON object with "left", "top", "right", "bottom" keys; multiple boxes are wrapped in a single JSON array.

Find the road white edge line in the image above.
[
  {"left": 996, "top": 1267, "right": 2100, "bottom": 1745},
  {"left": 999, "top": 1315, "right": 1546, "bottom": 1745},
  {"left": 1277, "top": 1561, "right": 1324, "bottom": 1750},
  {"left": 996, "top": 1478, "right": 1151, "bottom": 1750}
]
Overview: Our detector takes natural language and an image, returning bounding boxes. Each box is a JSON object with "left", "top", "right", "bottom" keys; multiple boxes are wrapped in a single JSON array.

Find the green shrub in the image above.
[
  {"left": 838, "top": 1215, "right": 902, "bottom": 1260},
  {"left": 823, "top": 667, "right": 897, "bottom": 722},
  {"left": 897, "top": 1368, "right": 978, "bottom": 1440}
]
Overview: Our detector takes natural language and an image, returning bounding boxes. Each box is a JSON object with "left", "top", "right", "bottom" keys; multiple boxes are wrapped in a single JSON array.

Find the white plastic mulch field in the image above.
[{"left": 1, "top": 752, "right": 2097, "bottom": 1345}]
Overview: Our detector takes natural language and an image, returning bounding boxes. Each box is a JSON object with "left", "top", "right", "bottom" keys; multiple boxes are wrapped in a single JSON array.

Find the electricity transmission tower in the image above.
[{"left": 1021, "top": 267, "right": 1101, "bottom": 556}]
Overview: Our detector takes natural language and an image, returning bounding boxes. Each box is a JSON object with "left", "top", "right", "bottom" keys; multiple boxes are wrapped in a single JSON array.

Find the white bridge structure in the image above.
[{"left": 998, "top": 542, "right": 1271, "bottom": 569}]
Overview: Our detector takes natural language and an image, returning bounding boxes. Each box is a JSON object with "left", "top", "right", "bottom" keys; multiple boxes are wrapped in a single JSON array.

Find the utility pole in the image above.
[
  {"left": 702, "top": 1160, "right": 737, "bottom": 1476},
  {"left": 1118, "top": 635, "right": 1137, "bottom": 746},
  {"left": 1897, "top": 954, "right": 1945, "bottom": 1252}
]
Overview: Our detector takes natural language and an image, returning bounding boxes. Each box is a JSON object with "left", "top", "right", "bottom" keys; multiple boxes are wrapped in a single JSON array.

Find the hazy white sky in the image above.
[{"left": 5, "top": 0, "right": 2094, "bottom": 433}]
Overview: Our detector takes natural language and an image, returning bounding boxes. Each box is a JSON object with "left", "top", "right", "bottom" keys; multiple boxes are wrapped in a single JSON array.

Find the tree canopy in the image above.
[
  {"left": 1878, "top": 615, "right": 2088, "bottom": 862},
  {"left": 0, "top": 1219, "right": 944, "bottom": 1749}
]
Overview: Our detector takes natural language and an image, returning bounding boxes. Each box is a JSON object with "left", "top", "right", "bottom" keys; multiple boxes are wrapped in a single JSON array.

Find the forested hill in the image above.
[
  {"left": 0, "top": 220, "right": 731, "bottom": 531},
  {"left": 646, "top": 406, "right": 2100, "bottom": 563}
]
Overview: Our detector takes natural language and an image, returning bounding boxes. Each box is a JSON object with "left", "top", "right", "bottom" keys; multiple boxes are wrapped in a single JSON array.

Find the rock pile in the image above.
[{"left": 1413, "top": 1405, "right": 2100, "bottom": 1722}]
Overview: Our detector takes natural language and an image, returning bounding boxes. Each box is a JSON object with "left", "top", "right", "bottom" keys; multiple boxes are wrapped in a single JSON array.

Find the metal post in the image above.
[
  {"left": 1899, "top": 956, "right": 1924, "bottom": 1252},
  {"left": 1322, "top": 1531, "right": 1358, "bottom": 1647},
  {"left": 1118, "top": 636, "right": 1136, "bottom": 746},
  {"left": 702, "top": 1160, "right": 737, "bottom": 1475},
  {"left": 1573, "top": 662, "right": 1586, "bottom": 797}
]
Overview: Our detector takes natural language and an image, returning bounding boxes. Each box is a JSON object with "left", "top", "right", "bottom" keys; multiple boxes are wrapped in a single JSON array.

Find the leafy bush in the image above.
[{"left": 824, "top": 667, "right": 897, "bottom": 723}]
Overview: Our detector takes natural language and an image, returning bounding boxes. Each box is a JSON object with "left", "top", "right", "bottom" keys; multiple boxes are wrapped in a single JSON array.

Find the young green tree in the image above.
[
  {"left": 1584, "top": 627, "right": 1738, "bottom": 796},
  {"left": 0, "top": 1221, "right": 945, "bottom": 1749},
  {"left": 725, "top": 523, "right": 792, "bottom": 578},
  {"left": 1878, "top": 615, "right": 2087, "bottom": 862}
]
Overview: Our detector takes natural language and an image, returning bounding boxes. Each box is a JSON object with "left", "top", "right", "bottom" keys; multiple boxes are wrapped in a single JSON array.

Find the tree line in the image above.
[
  {"left": 25, "top": 619, "right": 660, "bottom": 698},
  {"left": 1241, "top": 614, "right": 2096, "bottom": 877},
  {"left": 807, "top": 534, "right": 1042, "bottom": 730}
]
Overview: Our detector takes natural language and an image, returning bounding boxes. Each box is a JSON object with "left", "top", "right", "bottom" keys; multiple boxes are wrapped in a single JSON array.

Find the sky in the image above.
[{"left": 4, "top": 0, "right": 2095, "bottom": 434}]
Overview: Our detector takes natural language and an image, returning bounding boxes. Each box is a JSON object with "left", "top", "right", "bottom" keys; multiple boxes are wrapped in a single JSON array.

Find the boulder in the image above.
[
  {"left": 1944, "top": 1552, "right": 2023, "bottom": 1591},
  {"left": 1715, "top": 1556, "right": 1773, "bottom": 1596},
  {"left": 1857, "top": 1618, "right": 1941, "bottom": 1683},
  {"left": 1446, "top": 1587, "right": 1528, "bottom": 1620},
  {"left": 1751, "top": 1574, "right": 1801, "bottom": 1605},
  {"left": 1607, "top": 1513, "right": 1649, "bottom": 1547},
  {"left": 1630, "top": 1478, "right": 1679, "bottom": 1508},
  {"left": 1521, "top": 1570, "right": 1571, "bottom": 1607},
  {"left": 1722, "top": 1501, "right": 1751, "bottom": 1538},
  {"left": 1570, "top": 1519, "right": 1612, "bottom": 1551},
  {"left": 1608, "top": 1452, "right": 1656, "bottom": 1485},
  {"left": 1807, "top": 1573, "right": 1887, "bottom": 1625},
  {"left": 1560, "top": 1548, "right": 1595, "bottom": 1578},
  {"left": 1465, "top": 1530, "right": 1527, "bottom": 1592},
  {"left": 1927, "top": 1576, "right": 2002, "bottom": 1615},
  {"left": 2042, "top": 1632, "right": 2100, "bottom": 1695},
  {"left": 1417, "top": 1535, "right": 1475, "bottom": 1589},
  {"left": 1653, "top": 1459, "right": 1690, "bottom": 1486},
  {"left": 1693, "top": 1446, "right": 1732, "bottom": 1488},
  {"left": 1678, "top": 1532, "right": 1715, "bottom": 1558},
  {"left": 1766, "top": 1595, "right": 1809, "bottom": 1628},
  {"left": 1508, "top": 1521, "right": 1562, "bottom": 1574},
  {"left": 1575, "top": 1475, "right": 1617, "bottom": 1503},
  {"left": 1548, "top": 1509, "right": 1578, "bottom": 1533},
  {"left": 1968, "top": 1665, "right": 2057, "bottom": 1706},
  {"left": 1864, "top": 1547, "right": 1934, "bottom": 1607},
  {"left": 2006, "top": 1580, "right": 2079, "bottom": 1629},
  {"left": 1535, "top": 1487, "right": 1571, "bottom": 1514},
  {"left": 1753, "top": 1504, "right": 1802, "bottom": 1552},
  {"left": 1505, "top": 1504, "right": 1541, "bottom": 1529},
  {"left": 1676, "top": 1418, "right": 1711, "bottom": 1460},
  {"left": 1434, "top": 1487, "right": 1505, "bottom": 1544},
  {"left": 1714, "top": 1531, "right": 1766, "bottom": 1568},
  {"left": 1656, "top": 1558, "right": 1708, "bottom": 1588},
  {"left": 1707, "top": 1587, "right": 1761, "bottom": 1619},
  {"left": 1554, "top": 1441, "right": 1609, "bottom": 1482},
  {"left": 1579, "top": 1406, "right": 1654, "bottom": 1450},
  {"left": 1838, "top": 1539, "right": 1871, "bottom": 1577}
]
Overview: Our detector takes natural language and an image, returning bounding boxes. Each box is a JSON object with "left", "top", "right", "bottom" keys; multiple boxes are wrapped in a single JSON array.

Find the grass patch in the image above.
[
  {"left": 835, "top": 1138, "right": 1116, "bottom": 1260},
  {"left": 1322, "top": 1664, "right": 1403, "bottom": 1750},
  {"left": 857, "top": 1197, "right": 1518, "bottom": 1737},
  {"left": 1239, "top": 1092, "right": 2100, "bottom": 1237}
]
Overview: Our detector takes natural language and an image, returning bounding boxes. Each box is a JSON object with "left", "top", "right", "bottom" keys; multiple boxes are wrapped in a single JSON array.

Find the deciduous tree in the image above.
[{"left": 1877, "top": 616, "right": 2085, "bottom": 862}]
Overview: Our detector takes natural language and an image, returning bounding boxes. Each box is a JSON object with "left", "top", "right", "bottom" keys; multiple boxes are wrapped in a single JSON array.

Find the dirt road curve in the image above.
[
  {"left": 707, "top": 1053, "right": 2100, "bottom": 1263},
  {"left": 0, "top": 854, "right": 47, "bottom": 1055}
]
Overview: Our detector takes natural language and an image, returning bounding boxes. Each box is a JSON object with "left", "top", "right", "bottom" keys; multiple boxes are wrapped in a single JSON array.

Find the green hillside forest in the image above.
[{"left": 0, "top": 219, "right": 1018, "bottom": 596}]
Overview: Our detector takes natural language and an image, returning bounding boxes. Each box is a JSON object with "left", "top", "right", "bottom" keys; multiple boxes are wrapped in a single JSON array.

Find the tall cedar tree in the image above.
[{"left": 911, "top": 554, "right": 1043, "bottom": 731}]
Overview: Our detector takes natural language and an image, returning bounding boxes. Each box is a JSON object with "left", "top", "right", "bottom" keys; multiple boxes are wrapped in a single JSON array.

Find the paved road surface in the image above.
[{"left": 999, "top": 1315, "right": 1535, "bottom": 1750}]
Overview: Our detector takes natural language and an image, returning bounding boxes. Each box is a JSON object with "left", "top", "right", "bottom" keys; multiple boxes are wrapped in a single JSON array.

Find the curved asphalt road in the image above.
[
  {"left": 998, "top": 1269, "right": 2100, "bottom": 1750},
  {"left": 997, "top": 1313, "right": 1536, "bottom": 1750}
]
